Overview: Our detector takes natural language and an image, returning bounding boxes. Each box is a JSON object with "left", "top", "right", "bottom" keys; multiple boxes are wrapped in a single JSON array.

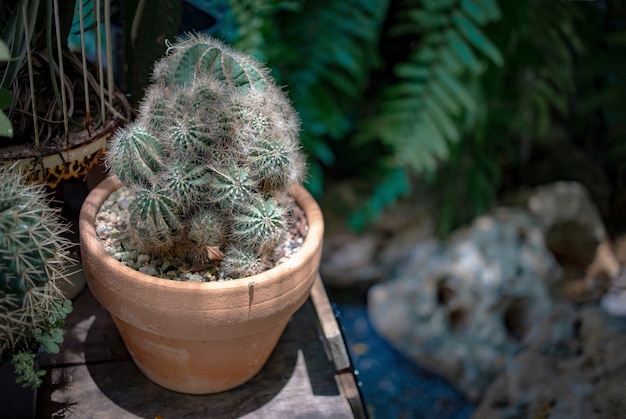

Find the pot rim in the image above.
[{"left": 79, "top": 176, "right": 324, "bottom": 293}]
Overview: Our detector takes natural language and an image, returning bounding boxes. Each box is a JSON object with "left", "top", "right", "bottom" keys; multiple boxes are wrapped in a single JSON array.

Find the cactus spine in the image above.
[
  {"left": 107, "top": 34, "right": 306, "bottom": 278},
  {"left": 0, "top": 164, "right": 74, "bottom": 388}
]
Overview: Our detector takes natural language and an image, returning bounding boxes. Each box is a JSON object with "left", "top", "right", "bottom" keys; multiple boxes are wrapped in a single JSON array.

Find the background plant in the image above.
[
  {"left": 108, "top": 34, "right": 307, "bottom": 279},
  {"left": 224, "top": 0, "right": 390, "bottom": 198},
  {"left": 207, "top": 0, "right": 623, "bottom": 233},
  {"left": 0, "top": 164, "right": 74, "bottom": 388},
  {"left": 107, "top": 0, "right": 624, "bottom": 235},
  {"left": 0, "top": 0, "right": 129, "bottom": 160},
  {"left": 418, "top": 0, "right": 588, "bottom": 234},
  {"left": 0, "top": 39, "right": 11, "bottom": 138},
  {"left": 119, "top": 0, "right": 181, "bottom": 105},
  {"left": 217, "top": 0, "right": 510, "bottom": 230},
  {"left": 562, "top": 0, "right": 626, "bottom": 235}
]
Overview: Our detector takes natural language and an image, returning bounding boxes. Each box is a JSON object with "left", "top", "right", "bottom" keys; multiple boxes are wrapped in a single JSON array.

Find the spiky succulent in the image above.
[
  {"left": 107, "top": 34, "right": 306, "bottom": 278},
  {"left": 0, "top": 164, "right": 74, "bottom": 388}
]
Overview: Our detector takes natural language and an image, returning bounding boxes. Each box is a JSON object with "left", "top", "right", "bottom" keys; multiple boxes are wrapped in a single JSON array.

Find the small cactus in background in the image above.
[
  {"left": 107, "top": 34, "right": 306, "bottom": 278},
  {"left": 0, "top": 164, "right": 74, "bottom": 388}
]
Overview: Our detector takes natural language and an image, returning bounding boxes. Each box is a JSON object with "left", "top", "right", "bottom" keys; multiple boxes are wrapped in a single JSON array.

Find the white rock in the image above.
[
  {"left": 474, "top": 305, "right": 626, "bottom": 418},
  {"left": 367, "top": 181, "right": 619, "bottom": 404},
  {"left": 368, "top": 208, "right": 562, "bottom": 402}
]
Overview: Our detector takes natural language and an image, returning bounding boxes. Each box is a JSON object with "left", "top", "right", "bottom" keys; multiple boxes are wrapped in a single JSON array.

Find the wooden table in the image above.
[{"left": 36, "top": 275, "right": 366, "bottom": 418}]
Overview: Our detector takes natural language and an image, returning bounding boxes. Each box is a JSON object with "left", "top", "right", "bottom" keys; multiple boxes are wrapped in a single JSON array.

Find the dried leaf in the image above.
[{"left": 206, "top": 246, "right": 224, "bottom": 260}]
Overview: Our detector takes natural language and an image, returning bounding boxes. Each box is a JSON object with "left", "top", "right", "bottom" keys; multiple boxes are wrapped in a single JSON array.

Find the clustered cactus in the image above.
[
  {"left": 0, "top": 164, "right": 74, "bottom": 388},
  {"left": 107, "top": 34, "right": 306, "bottom": 279}
]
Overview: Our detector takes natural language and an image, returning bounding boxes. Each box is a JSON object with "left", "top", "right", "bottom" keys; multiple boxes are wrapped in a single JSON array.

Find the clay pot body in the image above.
[{"left": 79, "top": 177, "right": 324, "bottom": 394}]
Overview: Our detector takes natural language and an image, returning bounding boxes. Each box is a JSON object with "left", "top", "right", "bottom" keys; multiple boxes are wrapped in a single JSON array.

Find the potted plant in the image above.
[
  {"left": 79, "top": 34, "right": 324, "bottom": 394},
  {"left": 0, "top": 163, "right": 74, "bottom": 415},
  {"left": 0, "top": 0, "right": 131, "bottom": 188},
  {"left": 1, "top": 0, "right": 132, "bottom": 301}
]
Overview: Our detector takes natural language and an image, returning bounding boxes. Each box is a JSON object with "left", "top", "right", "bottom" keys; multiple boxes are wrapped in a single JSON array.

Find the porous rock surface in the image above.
[
  {"left": 366, "top": 181, "right": 625, "bottom": 404},
  {"left": 368, "top": 208, "right": 562, "bottom": 402},
  {"left": 474, "top": 304, "right": 626, "bottom": 418}
]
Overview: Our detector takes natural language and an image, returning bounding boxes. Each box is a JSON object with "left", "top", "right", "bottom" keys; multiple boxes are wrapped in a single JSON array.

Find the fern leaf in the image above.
[
  {"left": 394, "top": 131, "right": 438, "bottom": 171},
  {"left": 435, "top": 66, "right": 476, "bottom": 112},
  {"left": 406, "top": 10, "right": 449, "bottom": 29},
  {"left": 421, "top": 115, "right": 450, "bottom": 160},
  {"left": 536, "top": 80, "right": 567, "bottom": 114},
  {"left": 446, "top": 28, "right": 483, "bottom": 75},
  {"left": 423, "top": 0, "right": 457, "bottom": 12},
  {"left": 425, "top": 96, "right": 461, "bottom": 143},
  {"left": 349, "top": 0, "right": 506, "bottom": 228},
  {"left": 394, "top": 62, "right": 430, "bottom": 80},
  {"left": 430, "top": 77, "right": 462, "bottom": 114},
  {"left": 473, "top": 0, "right": 501, "bottom": 20},
  {"left": 264, "top": 0, "right": 390, "bottom": 187},
  {"left": 383, "top": 82, "right": 426, "bottom": 98},
  {"left": 349, "top": 166, "right": 410, "bottom": 231},
  {"left": 461, "top": 0, "right": 489, "bottom": 25},
  {"left": 301, "top": 133, "right": 335, "bottom": 165},
  {"left": 452, "top": 10, "right": 503, "bottom": 66},
  {"left": 440, "top": 47, "right": 464, "bottom": 75},
  {"left": 413, "top": 46, "right": 437, "bottom": 64}
]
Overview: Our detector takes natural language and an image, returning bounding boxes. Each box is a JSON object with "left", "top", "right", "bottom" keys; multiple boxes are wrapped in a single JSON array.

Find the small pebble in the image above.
[
  {"left": 139, "top": 266, "right": 158, "bottom": 276},
  {"left": 137, "top": 254, "right": 151, "bottom": 263},
  {"left": 97, "top": 228, "right": 110, "bottom": 240}
]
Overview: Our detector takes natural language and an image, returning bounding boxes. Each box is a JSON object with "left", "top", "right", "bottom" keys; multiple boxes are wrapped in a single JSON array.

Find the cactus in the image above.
[
  {"left": 107, "top": 34, "right": 306, "bottom": 278},
  {"left": 0, "top": 164, "right": 74, "bottom": 388}
]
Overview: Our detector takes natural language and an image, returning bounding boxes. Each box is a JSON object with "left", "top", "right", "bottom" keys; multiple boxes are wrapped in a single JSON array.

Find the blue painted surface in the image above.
[{"left": 335, "top": 304, "right": 476, "bottom": 419}]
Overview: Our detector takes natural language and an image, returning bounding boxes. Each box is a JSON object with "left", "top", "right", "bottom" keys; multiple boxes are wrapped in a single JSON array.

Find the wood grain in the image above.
[{"left": 36, "top": 284, "right": 359, "bottom": 418}]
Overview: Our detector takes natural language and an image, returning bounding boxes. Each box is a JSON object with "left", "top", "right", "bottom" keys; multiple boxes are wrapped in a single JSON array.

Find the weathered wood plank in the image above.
[
  {"left": 310, "top": 274, "right": 351, "bottom": 372},
  {"left": 336, "top": 372, "right": 369, "bottom": 419},
  {"left": 36, "top": 288, "right": 355, "bottom": 418},
  {"left": 309, "top": 274, "right": 368, "bottom": 418}
]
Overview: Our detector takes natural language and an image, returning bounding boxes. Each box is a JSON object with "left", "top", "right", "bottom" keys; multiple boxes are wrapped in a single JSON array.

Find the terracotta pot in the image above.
[
  {"left": 79, "top": 177, "right": 324, "bottom": 394},
  {"left": 0, "top": 99, "right": 130, "bottom": 189}
]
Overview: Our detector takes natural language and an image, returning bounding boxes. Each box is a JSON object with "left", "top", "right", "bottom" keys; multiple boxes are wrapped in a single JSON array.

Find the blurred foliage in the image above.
[
  {"left": 178, "top": 0, "right": 624, "bottom": 233},
  {"left": 351, "top": 0, "right": 504, "bottom": 230},
  {"left": 122, "top": 0, "right": 181, "bottom": 105},
  {"left": 426, "top": 0, "right": 588, "bottom": 234},
  {"left": 565, "top": 1, "right": 626, "bottom": 186},
  {"left": 224, "top": 0, "right": 390, "bottom": 198},
  {"left": 0, "top": 40, "right": 11, "bottom": 138}
]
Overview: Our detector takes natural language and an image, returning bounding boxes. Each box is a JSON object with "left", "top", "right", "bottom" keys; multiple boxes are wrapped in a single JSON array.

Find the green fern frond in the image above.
[
  {"left": 359, "top": 0, "right": 501, "bottom": 176},
  {"left": 261, "top": 0, "right": 390, "bottom": 191},
  {"left": 430, "top": 0, "right": 587, "bottom": 234},
  {"left": 228, "top": 0, "right": 303, "bottom": 58},
  {"left": 349, "top": 166, "right": 411, "bottom": 231},
  {"left": 225, "top": 0, "right": 390, "bottom": 197},
  {"left": 350, "top": 0, "right": 503, "bottom": 228},
  {"left": 451, "top": 10, "right": 502, "bottom": 66}
]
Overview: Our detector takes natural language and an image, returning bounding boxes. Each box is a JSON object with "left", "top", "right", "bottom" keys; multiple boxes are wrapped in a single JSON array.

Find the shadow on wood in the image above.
[{"left": 36, "top": 288, "right": 352, "bottom": 418}]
